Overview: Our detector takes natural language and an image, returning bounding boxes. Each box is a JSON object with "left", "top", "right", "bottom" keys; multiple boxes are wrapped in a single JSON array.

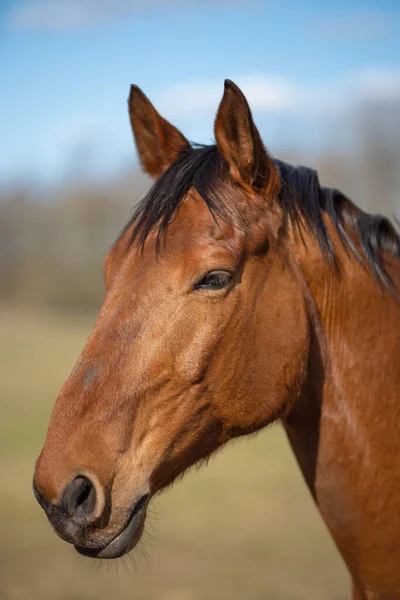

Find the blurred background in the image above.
[{"left": 1, "top": 1, "right": 399, "bottom": 598}]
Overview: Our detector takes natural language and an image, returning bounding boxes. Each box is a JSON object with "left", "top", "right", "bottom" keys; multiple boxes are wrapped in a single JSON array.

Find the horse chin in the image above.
[{"left": 74, "top": 494, "right": 149, "bottom": 559}]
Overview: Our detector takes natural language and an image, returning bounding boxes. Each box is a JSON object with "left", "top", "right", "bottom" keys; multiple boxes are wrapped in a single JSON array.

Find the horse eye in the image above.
[{"left": 194, "top": 270, "right": 233, "bottom": 291}]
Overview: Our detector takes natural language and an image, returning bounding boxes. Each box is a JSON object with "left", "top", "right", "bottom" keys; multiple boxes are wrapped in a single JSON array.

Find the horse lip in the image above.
[{"left": 74, "top": 494, "right": 149, "bottom": 559}]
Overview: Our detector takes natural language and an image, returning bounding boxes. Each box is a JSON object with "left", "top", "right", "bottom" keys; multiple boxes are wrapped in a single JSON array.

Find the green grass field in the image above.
[{"left": 0, "top": 308, "right": 349, "bottom": 600}]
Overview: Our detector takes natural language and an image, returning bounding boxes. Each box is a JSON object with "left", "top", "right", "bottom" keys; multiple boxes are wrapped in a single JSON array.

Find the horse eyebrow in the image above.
[{"left": 121, "top": 143, "right": 400, "bottom": 294}]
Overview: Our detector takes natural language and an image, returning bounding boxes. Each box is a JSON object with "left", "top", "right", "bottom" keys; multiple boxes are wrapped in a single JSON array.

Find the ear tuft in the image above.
[
  {"left": 214, "top": 80, "right": 280, "bottom": 197},
  {"left": 128, "top": 85, "right": 191, "bottom": 179}
]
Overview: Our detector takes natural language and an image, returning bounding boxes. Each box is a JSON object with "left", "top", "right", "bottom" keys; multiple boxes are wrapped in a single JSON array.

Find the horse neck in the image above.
[{"left": 282, "top": 221, "right": 400, "bottom": 592}]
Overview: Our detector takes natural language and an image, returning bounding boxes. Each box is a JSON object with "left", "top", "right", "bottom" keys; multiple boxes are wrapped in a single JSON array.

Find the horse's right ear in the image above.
[{"left": 128, "top": 85, "right": 191, "bottom": 179}]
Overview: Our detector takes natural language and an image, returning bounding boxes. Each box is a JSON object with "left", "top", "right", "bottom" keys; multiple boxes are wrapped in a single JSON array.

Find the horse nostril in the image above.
[{"left": 62, "top": 476, "right": 96, "bottom": 523}]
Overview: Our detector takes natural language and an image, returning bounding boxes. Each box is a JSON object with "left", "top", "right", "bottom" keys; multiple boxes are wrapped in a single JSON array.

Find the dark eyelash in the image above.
[{"left": 194, "top": 271, "right": 232, "bottom": 291}]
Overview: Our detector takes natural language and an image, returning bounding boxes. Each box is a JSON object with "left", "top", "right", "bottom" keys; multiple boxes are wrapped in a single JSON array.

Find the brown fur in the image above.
[{"left": 34, "top": 81, "right": 400, "bottom": 598}]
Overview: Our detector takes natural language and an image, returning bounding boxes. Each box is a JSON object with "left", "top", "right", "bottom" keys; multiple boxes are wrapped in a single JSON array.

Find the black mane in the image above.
[{"left": 126, "top": 144, "right": 400, "bottom": 293}]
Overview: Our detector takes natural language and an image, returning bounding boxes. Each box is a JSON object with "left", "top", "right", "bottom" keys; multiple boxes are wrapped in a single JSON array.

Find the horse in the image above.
[{"left": 33, "top": 80, "right": 400, "bottom": 599}]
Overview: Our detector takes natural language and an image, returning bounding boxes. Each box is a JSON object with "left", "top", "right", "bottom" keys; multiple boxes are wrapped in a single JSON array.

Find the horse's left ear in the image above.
[
  {"left": 214, "top": 80, "right": 280, "bottom": 196},
  {"left": 128, "top": 85, "right": 191, "bottom": 179}
]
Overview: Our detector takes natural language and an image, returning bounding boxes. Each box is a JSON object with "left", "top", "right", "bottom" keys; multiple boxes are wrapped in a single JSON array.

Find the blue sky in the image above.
[{"left": 1, "top": 0, "right": 399, "bottom": 185}]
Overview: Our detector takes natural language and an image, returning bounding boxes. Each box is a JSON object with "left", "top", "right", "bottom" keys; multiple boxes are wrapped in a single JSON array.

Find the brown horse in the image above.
[{"left": 33, "top": 80, "right": 400, "bottom": 599}]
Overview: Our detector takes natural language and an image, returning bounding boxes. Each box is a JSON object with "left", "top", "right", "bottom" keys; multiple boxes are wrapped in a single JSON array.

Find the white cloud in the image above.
[
  {"left": 311, "top": 10, "right": 394, "bottom": 41},
  {"left": 11, "top": 1, "right": 104, "bottom": 31},
  {"left": 153, "top": 68, "right": 400, "bottom": 121},
  {"left": 8, "top": 0, "right": 246, "bottom": 31},
  {"left": 155, "top": 76, "right": 297, "bottom": 118}
]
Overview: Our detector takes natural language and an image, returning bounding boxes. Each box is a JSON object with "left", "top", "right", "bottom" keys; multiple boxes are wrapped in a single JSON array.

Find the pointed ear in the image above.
[
  {"left": 128, "top": 85, "right": 191, "bottom": 179},
  {"left": 214, "top": 80, "right": 280, "bottom": 196}
]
